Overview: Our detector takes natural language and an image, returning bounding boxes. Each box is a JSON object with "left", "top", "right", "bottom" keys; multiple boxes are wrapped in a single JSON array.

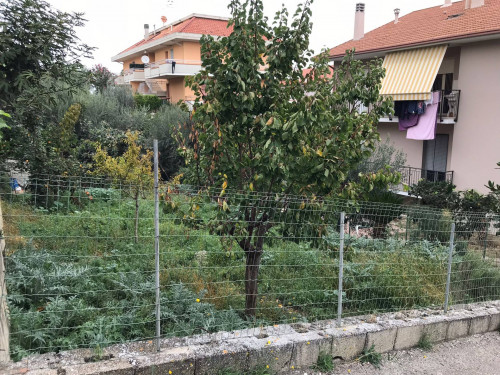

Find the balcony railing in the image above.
[
  {"left": 144, "top": 59, "right": 202, "bottom": 78},
  {"left": 396, "top": 166, "right": 454, "bottom": 192},
  {"left": 114, "top": 75, "right": 125, "bottom": 85},
  {"left": 123, "top": 69, "right": 145, "bottom": 83},
  {"left": 378, "top": 89, "right": 461, "bottom": 123},
  {"left": 438, "top": 89, "right": 461, "bottom": 122}
]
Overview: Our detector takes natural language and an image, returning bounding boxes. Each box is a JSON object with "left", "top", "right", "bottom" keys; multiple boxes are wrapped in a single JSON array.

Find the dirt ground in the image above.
[{"left": 291, "top": 331, "right": 500, "bottom": 375}]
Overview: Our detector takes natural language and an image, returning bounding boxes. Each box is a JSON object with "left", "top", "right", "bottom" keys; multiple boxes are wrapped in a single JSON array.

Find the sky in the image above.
[{"left": 45, "top": 0, "right": 449, "bottom": 74}]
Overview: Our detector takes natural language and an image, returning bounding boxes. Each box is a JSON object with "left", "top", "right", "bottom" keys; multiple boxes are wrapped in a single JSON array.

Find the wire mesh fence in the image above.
[{"left": 1, "top": 172, "right": 499, "bottom": 360}]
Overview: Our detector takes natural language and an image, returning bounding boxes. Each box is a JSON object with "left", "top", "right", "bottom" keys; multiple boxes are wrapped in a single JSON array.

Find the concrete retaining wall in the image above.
[{"left": 3, "top": 300, "right": 500, "bottom": 374}]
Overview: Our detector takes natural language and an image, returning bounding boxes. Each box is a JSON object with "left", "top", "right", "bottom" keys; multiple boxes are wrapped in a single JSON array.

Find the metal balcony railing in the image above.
[
  {"left": 438, "top": 89, "right": 461, "bottom": 122},
  {"left": 397, "top": 166, "right": 454, "bottom": 189}
]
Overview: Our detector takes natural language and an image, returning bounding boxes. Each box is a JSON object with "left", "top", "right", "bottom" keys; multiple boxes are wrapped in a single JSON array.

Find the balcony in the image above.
[
  {"left": 114, "top": 75, "right": 125, "bottom": 85},
  {"left": 379, "top": 90, "right": 461, "bottom": 124},
  {"left": 123, "top": 69, "right": 145, "bottom": 83},
  {"left": 144, "top": 59, "right": 202, "bottom": 79},
  {"left": 395, "top": 166, "right": 454, "bottom": 193}
]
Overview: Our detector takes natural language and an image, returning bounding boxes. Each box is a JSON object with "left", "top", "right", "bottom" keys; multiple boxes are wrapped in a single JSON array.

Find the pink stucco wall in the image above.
[
  {"left": 376, "top": 40, "right": 500, "bottom": 193},
  {"left": 450, "top": 40, "right": 500, "bottom": 193}
]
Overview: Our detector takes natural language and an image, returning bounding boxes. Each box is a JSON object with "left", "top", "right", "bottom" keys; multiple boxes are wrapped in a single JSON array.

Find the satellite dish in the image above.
[{"left": 141, "top": 55, "right": 150, "bottom": 64}]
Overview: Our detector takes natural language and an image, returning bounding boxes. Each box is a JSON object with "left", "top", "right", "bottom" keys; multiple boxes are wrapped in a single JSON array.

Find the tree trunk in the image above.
[
  {"left": 244, "top": 250, "right": 262, "bottom": 317},
  {"left": 134, "top": 193, "right": 139, "bottom": 243},
  {"left": 0, "top": 199, "right": 10, "bottom": 362}
]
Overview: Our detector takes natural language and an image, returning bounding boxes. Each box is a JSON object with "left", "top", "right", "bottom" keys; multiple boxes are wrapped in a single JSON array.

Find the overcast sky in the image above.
[{"left": 46, "top": 0, "right": 448, "bottom": 74}]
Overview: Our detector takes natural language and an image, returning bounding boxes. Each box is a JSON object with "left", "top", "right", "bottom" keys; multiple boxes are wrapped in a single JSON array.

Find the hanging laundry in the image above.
[
  {"left": 399, "top": 114, "right": 419, "bottom": 130},
  {"left": 406, "top": 91, "right": 440, "bottom": 140}
]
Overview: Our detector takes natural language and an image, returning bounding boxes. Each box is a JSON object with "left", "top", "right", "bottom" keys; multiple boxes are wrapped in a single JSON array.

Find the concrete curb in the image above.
[{"left": 3, "top": 300, "right": 500, "bottom": 374}]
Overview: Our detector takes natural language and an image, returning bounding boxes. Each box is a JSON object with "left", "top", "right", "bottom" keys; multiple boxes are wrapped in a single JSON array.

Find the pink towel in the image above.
[{"left": 406, "top": 91, "right": 440, "bottom": 140}]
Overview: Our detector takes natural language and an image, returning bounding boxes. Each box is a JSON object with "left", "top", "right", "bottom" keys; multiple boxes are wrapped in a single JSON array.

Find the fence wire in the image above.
[{"left": 0, "top": 173, "right": 499, "bottom": 360}]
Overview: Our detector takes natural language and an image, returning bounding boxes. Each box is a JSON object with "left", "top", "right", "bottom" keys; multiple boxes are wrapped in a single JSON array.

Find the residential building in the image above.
[
  {"left": 111, "top": 14, "right": 232, "bottom": 103},
  {"left": 329, "top": 0, "right": 500, "bottom": 193}
]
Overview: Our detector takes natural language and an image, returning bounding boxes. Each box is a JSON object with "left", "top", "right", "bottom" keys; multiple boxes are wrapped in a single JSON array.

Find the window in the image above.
[{"left": 170, "top": 48, "right": 174, "bottom": 60}]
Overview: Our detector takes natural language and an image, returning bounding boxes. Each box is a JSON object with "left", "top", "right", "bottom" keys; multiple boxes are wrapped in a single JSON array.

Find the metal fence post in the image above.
[
  {"left": 444, "top": 222, "right": 455, "bottom": 313},
  {"left": 337, "top": 212, "right": 345, "bottom": 327},
  {"left": 482, "top": 219, "right": 489, "bottom": 260},
  {"left": 153, "top": 140, "right": 161, "bottom": 352}
]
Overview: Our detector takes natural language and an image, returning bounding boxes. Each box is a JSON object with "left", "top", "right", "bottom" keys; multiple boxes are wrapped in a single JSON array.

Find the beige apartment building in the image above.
[
  {"left": 330, "top": 0, "right": 500, "bottom": 193},
  {"left": 112, "top": 14, "right": 232, "bottom": 103}
]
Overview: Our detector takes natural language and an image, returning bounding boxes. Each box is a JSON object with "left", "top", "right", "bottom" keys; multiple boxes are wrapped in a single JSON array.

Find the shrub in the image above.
[
  {"left": 409, "top": 180, "right": 458, "bottom": 209},
  {"left": 134, "top": 94, "right": 163, "bottom": 111}
]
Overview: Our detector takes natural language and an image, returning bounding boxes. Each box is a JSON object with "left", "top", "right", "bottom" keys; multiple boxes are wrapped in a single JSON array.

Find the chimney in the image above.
[
  {"left": 144, "top": 24, "right": 150, "bottom": 40},
  {"left": 394, "top": 8, "right": 400, "bottom": 24},
  {"left": 441, "top": 0, "right": 452, "bottom": 7},
  {"left": 470, "top": 0, "right": 485, "bottom": 8},
  {"left": 354, "top": 3, "right": 365, "bottom": 41}
]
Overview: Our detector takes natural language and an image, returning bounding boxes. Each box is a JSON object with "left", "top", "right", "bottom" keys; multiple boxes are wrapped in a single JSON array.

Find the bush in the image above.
[
  {"left": 134, "top": 94, "right": 163, "bottom": 111},
  {"left": 409, "top": 180, "right": 458, "bottom": 209}
]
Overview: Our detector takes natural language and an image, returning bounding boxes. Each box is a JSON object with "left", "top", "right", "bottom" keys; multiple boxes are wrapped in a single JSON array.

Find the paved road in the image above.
[{"left": 292, "top": 331, "right": 500, "bottom": 375}]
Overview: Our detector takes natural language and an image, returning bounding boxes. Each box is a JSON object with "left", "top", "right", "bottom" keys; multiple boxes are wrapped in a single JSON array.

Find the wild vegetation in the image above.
[
  {"left": 3, "top": 184, "right": 500, "bottom": 361},
  {"left": 1, "top": 0, "right": 500, "bottom": 364}
]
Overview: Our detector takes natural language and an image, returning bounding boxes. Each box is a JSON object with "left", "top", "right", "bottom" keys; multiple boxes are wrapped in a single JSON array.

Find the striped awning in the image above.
[{"left": 380, "top": 45, "right": 447, "bottom": 101}]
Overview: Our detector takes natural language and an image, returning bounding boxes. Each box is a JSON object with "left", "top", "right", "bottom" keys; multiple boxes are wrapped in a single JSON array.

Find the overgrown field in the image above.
[{"left": 2, "top": 188, "right": 500, "bottom": 360}]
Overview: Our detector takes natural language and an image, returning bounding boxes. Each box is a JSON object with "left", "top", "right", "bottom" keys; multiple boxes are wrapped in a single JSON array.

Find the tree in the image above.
[
  {"left": 90, "top": 64, "right": 115, "bottom": 94},
  {"left": 0, "top": 0, "right": 94, "bottom": 118},
  {"left": 93, "top": 131, "right": 154, "bottom": 243},
  {"left": 180, "top": 0, "right": 393, "bottom": 316},
  {"left": 0, "top": 111, "right": 10, "bottom": 141}
]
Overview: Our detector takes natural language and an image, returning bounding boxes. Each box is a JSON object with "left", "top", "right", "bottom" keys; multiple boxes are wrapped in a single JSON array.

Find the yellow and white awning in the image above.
[{"left": 380, "top": 45, "right": 447, "bottom": 101}]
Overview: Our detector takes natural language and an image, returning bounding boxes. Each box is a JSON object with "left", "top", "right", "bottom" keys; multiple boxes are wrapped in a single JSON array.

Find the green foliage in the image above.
[
  {"left": 417, "top": 333, "right": 433, "bottom": 351},
  {"left": 362, "top": 190, "right": 404, "bottom": 238},
  {"left": 181, "top": 0, "right": 393, "bottom": 317},
  {"left": 90, "top": 64, "right": 114, "bottom": 94},
  {"left": 0, "top": 0, "right": 93, "bottom": 117},
  {"left": 359, "top": 344, "right": 382, "bottom": 369},
  {"left": 134, "top": 94, "right": 163, "bottom": 111},
  {"left": 4, "top": 191, "right": 500, "bottom": 361},
  {"left": 313, "top": 351, "right": 334, "bottom": 372},
  {"left": 0, "top": 110, "right": 11, "bottom": 140},
  {"left": 409, "top": 180, "right": 459, "bottom": 209},
  {"left": 93, "top": 131, "right": 154, "bottom": 242}
]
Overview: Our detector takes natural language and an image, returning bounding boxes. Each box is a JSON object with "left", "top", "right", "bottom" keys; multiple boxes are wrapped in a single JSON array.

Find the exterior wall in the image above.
[
  {"left": 168, "top": 77, "right": 187, "bottom": 103},
  {"left": 377, "top": 123, "right": 454, "bottom": 172},
  {"left": 155, "top": 49, "right": 168, "bottom": 62},
  {"left": 377, "top": 123, "right": 423, "bottom": 168},
  {"left": 451, "top": 40, "right": 500, "bottom": 193},
  {"left": 173, "top": 44, "right": 185, "bottom": 60},
  {"left": 130, "top": 81, "right": 141, "bottom": 93},
  {"left": 183, "top": 41, "right": 202, "bottom": 62},
  {"left": 123, "top": 58, "right": 137, "bottom": 71}
]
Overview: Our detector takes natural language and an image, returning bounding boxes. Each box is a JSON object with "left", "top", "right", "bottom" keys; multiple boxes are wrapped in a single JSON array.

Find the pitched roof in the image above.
[
  {"left": 117, "top": 16, "right": 233, "bottom": 56},
  {"left": 329, "top": 0, "right": 500, "bottom": 58}
]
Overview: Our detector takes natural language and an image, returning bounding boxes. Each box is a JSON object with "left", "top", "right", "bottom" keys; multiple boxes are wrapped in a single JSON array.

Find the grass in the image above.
[
  {"left": 313, "top": 351, "right": 334, "bottom": 372},
  {"left": 358, "top": 344, "right": 382, "bottom": 369},
  {"left": 2, "top": 188, "right": 500, "bottom": 360},
  {"left": 417, "top": 333, "right": 433, "bottom": 351}
]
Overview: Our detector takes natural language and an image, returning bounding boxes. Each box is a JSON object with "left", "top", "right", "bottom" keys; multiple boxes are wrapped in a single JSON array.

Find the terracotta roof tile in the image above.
[
  {"left": 117, "top": 16, "right": 233, "bottom": 56},
  {"left": 330, "top": 0, "right": 500, "bottom": 58}
]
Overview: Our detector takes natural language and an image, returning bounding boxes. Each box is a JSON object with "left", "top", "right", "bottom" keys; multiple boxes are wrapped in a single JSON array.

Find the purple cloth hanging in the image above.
[
  {"left": 406, "top": 91, "right": 440, "bottom": 140},
  {"left": 399, "top": 114, "right": 419, "bottom": 131}
]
